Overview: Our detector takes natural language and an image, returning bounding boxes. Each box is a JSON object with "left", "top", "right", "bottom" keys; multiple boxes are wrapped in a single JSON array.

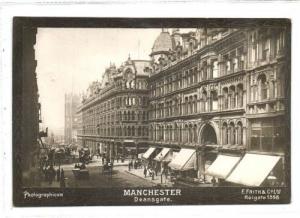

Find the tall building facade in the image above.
[
  {"left": 78, "top": 27, "right": 289, "bottom": 185},
  {"left": 77, "top": 59, "right": 151, "bottom": 158},
  {"left": 148, "top": 27, "right": 289, "bottom": 183},
  {"left": 64, "top": 93, "right": 81, "bottom": 145}
]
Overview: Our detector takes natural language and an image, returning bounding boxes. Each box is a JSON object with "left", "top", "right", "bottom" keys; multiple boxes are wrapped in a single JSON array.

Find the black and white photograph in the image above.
[{"left": 11, "top": 17, "right": 291, "bottom": 206}]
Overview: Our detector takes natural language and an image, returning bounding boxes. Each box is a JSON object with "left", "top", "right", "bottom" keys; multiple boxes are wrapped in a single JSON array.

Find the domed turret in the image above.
[{"left": 150, "top": 29, "right": 175, "bottom": 57}]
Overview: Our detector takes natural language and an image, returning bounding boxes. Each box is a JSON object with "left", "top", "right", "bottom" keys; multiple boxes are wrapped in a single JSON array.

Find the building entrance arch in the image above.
[{"left": 200, "top": 124, "right": 217, "bottom": 145}]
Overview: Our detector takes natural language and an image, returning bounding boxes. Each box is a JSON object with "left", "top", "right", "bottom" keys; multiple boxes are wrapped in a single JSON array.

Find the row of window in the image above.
[
  {"left": 116, "top": 110, "right": 148, "bottom": 122},
  {"left": 151, "top": 48, "right": 245, "bottom": 98},
  {"left": 149, "top": 86, "right": 244, "bottom": 119},
  {"left": 249, "top": 30, "right": 286, "bottom": 65},
  {"left": 115, "top": 79, "right": 148, "bottom": 90},
  {"left": 84, "top": 95, "right": 148, "bottom": 116},
  {"left": 82, "top": 126, "right": 149, "bottom": 137},
  {"left": 149, "top": 122, "right": 244, "bottom": 145}
]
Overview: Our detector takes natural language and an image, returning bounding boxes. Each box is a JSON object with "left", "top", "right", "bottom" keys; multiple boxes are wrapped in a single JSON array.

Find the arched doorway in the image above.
[{"left": 201, "top": 124, "right": 217, "bottom": 145}]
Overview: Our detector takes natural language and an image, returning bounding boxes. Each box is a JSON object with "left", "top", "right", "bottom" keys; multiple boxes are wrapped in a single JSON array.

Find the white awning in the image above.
[
  {"left": 154, "top": 148, "right": 171, "bottom": 161},
  {"left": 206, "top": 155, "right": 241, "bottom": 179},
  {"left": 226, "top": 153, "right": 281, "bottom": 186},
  {"left": 168, "top": 148, "right": 196, "bottom": 171},
  {"left": 142, "top": 147, "right": 156, "bottom": 159}
]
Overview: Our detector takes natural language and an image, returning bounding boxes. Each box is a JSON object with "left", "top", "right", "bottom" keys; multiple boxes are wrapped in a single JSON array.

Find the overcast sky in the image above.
[{"left": 35, "top": 28, "right": 192, "bottom": 134}]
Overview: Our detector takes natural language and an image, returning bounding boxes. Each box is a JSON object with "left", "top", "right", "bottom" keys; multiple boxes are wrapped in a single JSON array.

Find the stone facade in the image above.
[
  {"left": 78, "top": 27, "right": 289, "bottom": 179},
  {"left": 148, "top": 28, "right": 289, "bottom": 178},
  {"left": 77, "top": 59, "right": 151, "bottom": 159}
]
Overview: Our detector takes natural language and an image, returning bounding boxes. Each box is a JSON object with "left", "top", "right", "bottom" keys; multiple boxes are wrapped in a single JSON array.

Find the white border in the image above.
[{"left": 1, "top": 1, "right": 300, "bottom": 218}]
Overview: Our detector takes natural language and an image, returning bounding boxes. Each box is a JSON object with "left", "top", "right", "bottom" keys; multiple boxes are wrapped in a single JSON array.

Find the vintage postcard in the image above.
[{"left": 12, "top": 17, "right": 291, "bottom": 206}]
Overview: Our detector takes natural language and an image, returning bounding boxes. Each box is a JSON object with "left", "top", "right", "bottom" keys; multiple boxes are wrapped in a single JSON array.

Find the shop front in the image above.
[
  {"left": 206, "top": 154, "right": 242, "bottom": 185},
  {"left": 153, "top": 147, "right": 173, "bottom": 172},
  {"left": 142, "top": 147, "right": 160, "bottom": 167},
  {"left": 168, "top": 148, "right": 198, "bottom": 185},
  {"left": 225, "top": 153, "right": 283, "bottom": 186}
]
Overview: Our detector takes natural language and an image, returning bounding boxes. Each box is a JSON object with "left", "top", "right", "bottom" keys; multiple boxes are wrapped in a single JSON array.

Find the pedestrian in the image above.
[
  {"left": 102, "top": 156, "right": 105, "bottom": 165},
  {"left": 143, "top": 167, "right": 147, "bottom": 178},
  {"left": 56, "top": 169, "right": 60, "bottom": 181},
  {"left": 60, "top": 169, "right": 65, "bottom": 188},
  {"left": 48, "top": 165, "right": 55, "bottom": 185},
  {"left": 128, "top": 161, "right": 131, "bottom": 171},
  {"left": 97, "top": 148, "right": 100, "bottom": 159},
  {"left": 211, "top": 177, "right": 217, "bottom": 186},
  {"left": 155, "top": 166, "right": 159, "bottom": 176},
  {"left": 151, "top": 169, "right": 155, "bottom": 180}
]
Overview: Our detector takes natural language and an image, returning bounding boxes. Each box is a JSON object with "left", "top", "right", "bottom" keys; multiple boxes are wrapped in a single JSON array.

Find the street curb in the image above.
[{"left": 124, "top": 170, "right": 157, "bottom": 185}]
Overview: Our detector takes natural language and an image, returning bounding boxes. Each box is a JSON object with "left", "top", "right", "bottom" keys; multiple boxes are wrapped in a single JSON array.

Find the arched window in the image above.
[
  {"left": 174, "top": 124, "right": 178, "bottom": 141},
  {"left": 175, "top": 99, "right": 179, "bottom": 115},
  {"left": 202, "top": 90, "right": 208, "bottom": 112},
  {"left": 193, "top": 125, "right": 197, "bottom": 142},
  {"left": 128, "top": 126, "right": 131, "bottom": 136},
  {"left": 123, "top": 127, "right": 126, "bottom": 137},
  {"left": 185, "top": 97, "right": 189, "bottom": 114},
  {"left": 210, "top": 90, "right": 218, "bottom": 111},
  {"left": 237, "top": 121, "right": 243, "bottom": 145},
  {"left": 237, "top": 84, "right": 244, "bottom": 108},
  {"left": 257, "top": 74, "right": 268, "bottom": 100},
  {"left": 189, "top": 125, "right": 193, "bottom": 143},
  {"left": 194, "top": 95, "right": 198, "bottom": 113},
  {"left": 185, "top": 124, "right": 189, "bottom": 143},
  {"left": 223, "top": 87, "right": 229, "bottom": 110},
  {"left": 189, "top": 96, "right": 193, "bottom": 114},
  {"left": 229, "top": 86, "right": 236, "bottom": 109},
  {"left": 229, "top": 122, "right": 236, "bottom": 145},
  {"left": 179, "top": 125, "right": 182, "bottom": 142},
  {"left": 222, "top": 123, "right": 228, "bottom": 145}
]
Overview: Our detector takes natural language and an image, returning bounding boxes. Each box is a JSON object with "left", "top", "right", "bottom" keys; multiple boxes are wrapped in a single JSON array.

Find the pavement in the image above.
[{"left": 124, "top": 168, "right": 173, "bottom": 187}]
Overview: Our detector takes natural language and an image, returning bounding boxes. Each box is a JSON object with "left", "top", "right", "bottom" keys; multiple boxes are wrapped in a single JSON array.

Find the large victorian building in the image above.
[
  {"left": 148, "top": 27, "right": 289, "bottom": 185},
  {"left": 77, "top": 58, "right": 151, "bottom": 159},
  {"left": 78, "top": 27, "right": 289, "bottom": 186}
]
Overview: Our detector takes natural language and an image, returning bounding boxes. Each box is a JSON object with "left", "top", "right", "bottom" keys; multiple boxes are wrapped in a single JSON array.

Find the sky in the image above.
[
  {"left": 35, "top": 28, "right": 161, "bottom": 133},
  {"left": 35, "top": 28, "right": 193, "bottom": 134}
]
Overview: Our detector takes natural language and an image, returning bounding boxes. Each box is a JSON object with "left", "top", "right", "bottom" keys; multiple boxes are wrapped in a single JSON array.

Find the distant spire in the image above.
[{"left": 128, "top": 53, "right": 131, "bottom": 60}]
